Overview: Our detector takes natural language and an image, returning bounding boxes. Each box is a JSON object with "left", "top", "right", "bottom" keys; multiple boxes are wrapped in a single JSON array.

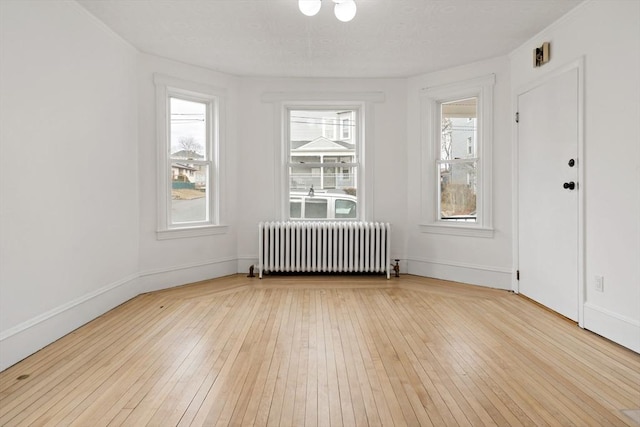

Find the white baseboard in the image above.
[
  {"left": 0, "top": 273, "right": 140, "bottom": 372},
  {"left": 407, "top": 257, "right": 512, "bottom": 290},
  {"left": 1, "top": 257, "right": 240, "bottom": 372},
  {"left": 138, "top": 257, "right": 238, "bottom": 294},
  {"left": 583, "top": 302, "right": 640, "bottom": 353}
]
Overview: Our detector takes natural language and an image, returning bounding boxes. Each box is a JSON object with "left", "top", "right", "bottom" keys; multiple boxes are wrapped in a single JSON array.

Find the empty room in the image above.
[{"left": 1, "top": 0, "right": 639, "bottom": 425}]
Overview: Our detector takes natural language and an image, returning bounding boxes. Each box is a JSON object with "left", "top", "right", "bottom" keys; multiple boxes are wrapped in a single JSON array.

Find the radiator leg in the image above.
[{"left": 393, "top": 259, "right": 400, "bottom": 278}]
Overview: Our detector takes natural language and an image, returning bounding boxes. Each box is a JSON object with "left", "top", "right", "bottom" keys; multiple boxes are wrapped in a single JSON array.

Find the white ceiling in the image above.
[{"left": 77, "top": 0, "right": 583, "bottom": 78}]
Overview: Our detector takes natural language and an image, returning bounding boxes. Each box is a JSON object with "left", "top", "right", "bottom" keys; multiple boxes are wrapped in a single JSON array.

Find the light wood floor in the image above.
[{"left": 1, "top": 275, "right": 639, "bottom": 426}]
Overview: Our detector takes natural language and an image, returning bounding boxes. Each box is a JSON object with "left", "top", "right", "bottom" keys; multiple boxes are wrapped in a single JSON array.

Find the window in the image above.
[
  {"left": 439, "top": 98, "right": 477, "bottom": 222},
  {"left": 154, "top": 74, "right": 227, "bottom": 239},
  {"left": 169, "top": 97, "right": 209, "bottom": 224},
  {"left": 261, "top": 91, "right": 383, "bottom": 222},
  {"left": 287, "top": 107, "right": 360, "bottom": 220},
  {"left": 420, "top": 75, "right": 495, "bottom": 237}
]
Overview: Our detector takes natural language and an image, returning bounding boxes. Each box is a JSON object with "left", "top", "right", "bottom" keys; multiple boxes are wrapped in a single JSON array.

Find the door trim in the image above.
[{"left": 511, "top": 57, "right": 585, "bottom": 327}]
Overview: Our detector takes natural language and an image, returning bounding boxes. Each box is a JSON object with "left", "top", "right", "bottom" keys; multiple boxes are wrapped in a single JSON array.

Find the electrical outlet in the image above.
[{"left": 595, "top": 276, "right": 604, "bottom": 292}]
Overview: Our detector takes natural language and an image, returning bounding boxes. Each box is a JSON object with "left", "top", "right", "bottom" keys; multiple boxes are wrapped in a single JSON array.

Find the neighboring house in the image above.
[
  {"left": 290, "top": 136, "right": 356, "bottom": 190},
  {"left": 171, "top": 163, "right": 199, "bottom": 182},
  {"left": 171, "top": 149, "right": 202, "bottom": 160},
  {"left": 171, "top": 150, "right": 206, "bottom": 188},
  {"left": 289, "top": 109, "right": 357, "bottom": 193},
  {"left": 290, "top": 110, "right": 355, "bottom": 144},
  {"left": 440, "top": 117, "right": 477, "bottom": 189}
]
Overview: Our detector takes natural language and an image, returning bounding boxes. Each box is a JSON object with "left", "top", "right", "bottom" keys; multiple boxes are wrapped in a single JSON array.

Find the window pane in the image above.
[
  {"left": 171, "top": 162, "right": 207, "bottom": 223},
  {"left": 291, "top": 155, "right": 320, "bottom": 164},
  {"left": 289, "top": 108, "right": 359, "bottom": 220},
  {"left": 305, "top": 199, "right": 328, "bottom": 219},
  {"left": 290, "top": 109, "right": 356, "bottom": 154},
  {"left": 170, "top": 97, "right": 207, "bottom": 160},
  {"left": 441, "top": 98, "right": 477, "bottom": 160},
  {"left": 335, "top": 199, "right": 357, "bottom": 219},
  {"left": 289, "top": 166, "right": 357, "bottom": 193},
  {"left": 440, "top": 161, "right": 477, "bottom": 222},
  {"left": 290, "top": 199, "right": 301, "bottom": 218}
]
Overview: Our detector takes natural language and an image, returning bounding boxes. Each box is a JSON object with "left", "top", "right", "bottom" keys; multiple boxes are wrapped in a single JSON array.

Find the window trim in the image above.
[
  {"left": 154, "top": 74, "right": 228, "bottom": 239},
  {"left": 419, "top": 74, "right": 495, "bottom": 238}
]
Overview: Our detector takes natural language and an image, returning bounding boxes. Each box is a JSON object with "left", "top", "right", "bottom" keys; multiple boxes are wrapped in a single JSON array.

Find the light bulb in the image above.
[
  {"left": 299, "top": 0, "right": 322, "bottom": 17},
  {"left": 334, "top": 0, "right": 356, "bottom": 22}
]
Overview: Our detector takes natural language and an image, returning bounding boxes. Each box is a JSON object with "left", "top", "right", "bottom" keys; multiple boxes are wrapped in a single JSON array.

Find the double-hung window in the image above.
[
  {"left": 287, "top": 108, "right": 360, "bottom": 220},
  {"left": 420, "top": 75, "right": 495, "bottom": 237},
  {"left": 438, "top": 97, "right": 478, "bottom": 222},
  {"left": 154, "top": 74, "right": 226, "bottom": 239},
  {"left": 261, "top": 91, "right": 384, "bottom": 222}
]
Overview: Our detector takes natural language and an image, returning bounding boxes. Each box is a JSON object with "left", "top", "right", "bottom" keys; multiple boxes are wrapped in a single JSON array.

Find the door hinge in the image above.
[
  {"left": 516, "top": 270, "right": 520, "bottom": 280},
  {"left": 515, "top": 112, "right": 520, "bottom": 123}
]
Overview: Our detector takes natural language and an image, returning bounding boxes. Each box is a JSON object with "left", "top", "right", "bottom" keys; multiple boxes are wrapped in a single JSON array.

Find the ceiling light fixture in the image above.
[{"left": 298, "top": 0, "right": 357, "bottom": 22}]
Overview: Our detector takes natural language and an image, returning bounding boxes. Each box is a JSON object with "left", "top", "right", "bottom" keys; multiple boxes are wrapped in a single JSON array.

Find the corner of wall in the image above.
[{"left": 0, "top": 274, "right": 140, "bottom": 372}]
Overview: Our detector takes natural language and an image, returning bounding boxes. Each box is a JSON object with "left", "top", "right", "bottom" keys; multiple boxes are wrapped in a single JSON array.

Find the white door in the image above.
[{"left": 517, "top": 68, "right": 579, "bottom": 321}]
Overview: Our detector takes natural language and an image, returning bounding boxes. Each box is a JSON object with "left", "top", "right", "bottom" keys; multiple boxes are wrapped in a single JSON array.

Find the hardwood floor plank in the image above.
[
  {"left": 396, "top": 292, "right": 526, "bottom": 427},
  {"left": 187, "top": 289, "right": 267, "bottom": 426},
  {"left": 315, "top": 289, "right": 332, "bottom": 427},
  {"left": 263, "top": 289, "right": 299, "bottom": 426},
  {"left": 344, "top": 289, "right": 386, "bottom": 426},
  {"left": 176, "top": 288, "right": 264, "bottom": 426},
  {"left": 0, "top": 294, "right": 163, "bottom": 421},
  {"left": 3, "top": 298, "right": 194, "bottom": 426},
  {"left": 67, "top": 298, "right": 224, "bottom": 427},
  {"left": 320, "top": 290, "right": 344, "bottom": 427},
  {"left": 351, "top": 289, "right": 419, "bottom": 426},
  {"left": 1, "top": 274, "right": 638, "bottom": 427},
  {"left": 333, "top": 289, "right": 369, "bottom": 426},
  {"left": 326, "top": 289, "right": 356, "bottom": 427},
  {"left": 142, "top": 291, "right": 247, "bottom": 426},
  {"left": 237, "top": 289, "right": 288, "bottom": 426}
]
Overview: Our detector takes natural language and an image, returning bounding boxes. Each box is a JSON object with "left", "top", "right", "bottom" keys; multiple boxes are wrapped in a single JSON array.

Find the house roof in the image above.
[
  {"left": 171, "top": 150, "right": 204, "bottom": 159},
  {"left": 292, "top": 137, "right": 355, "bottom": 152},
  {"left": 172, "top": 163, "right": 199, "bottom": 171}
]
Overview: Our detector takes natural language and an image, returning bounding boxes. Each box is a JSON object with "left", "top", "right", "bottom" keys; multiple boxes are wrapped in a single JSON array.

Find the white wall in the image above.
[
  {"left": 406, "top": 57, "right": 513, "bottom": 289},
  {"left": 137, "top": 54, "right": 240, "bottom": 292},
  {"left": 235, "top": 78, "right": 409, "bottom": 269},
  {"left": 0, "top": 1, "right": 139, "bottom": 370},
  {"left": 510, "top": 0, "right": 640, "bottom": 352}
]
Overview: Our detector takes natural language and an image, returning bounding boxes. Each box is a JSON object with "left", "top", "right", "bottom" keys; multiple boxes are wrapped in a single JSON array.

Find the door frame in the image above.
[{"left": 511, "top": 57, "right": 585, "bottom": 327}]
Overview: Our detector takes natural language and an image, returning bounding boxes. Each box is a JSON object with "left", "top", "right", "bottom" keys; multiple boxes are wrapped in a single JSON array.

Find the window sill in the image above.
[
  {"left": 156, "top": 225, "right": 229, "bottom": 240},
  {"left": 419, "top": 223, "right": 494, "bottom": 238}
]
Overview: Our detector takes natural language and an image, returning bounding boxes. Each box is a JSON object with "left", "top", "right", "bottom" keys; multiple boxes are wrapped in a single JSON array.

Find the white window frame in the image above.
[
  {"left": 261, "top": 91, "right": 384, "bottom": 222},
  {"left": 154, "top": 74, "right": 228, "bottom": 240},
  {"left": 420, "top": 74, "right": 495, "bottom": 238}
]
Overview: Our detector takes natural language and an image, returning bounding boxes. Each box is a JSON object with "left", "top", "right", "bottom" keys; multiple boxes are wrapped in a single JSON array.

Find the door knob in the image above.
[
  {"left": 563, "top": 181, "right": 576, "bottom": 190},
  {"left": 568, "top": 159, "right": 575, "bottom": 167}
]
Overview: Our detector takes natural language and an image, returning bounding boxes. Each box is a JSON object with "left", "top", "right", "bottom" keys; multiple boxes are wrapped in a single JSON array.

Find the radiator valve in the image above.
[
  {"left": 248, "top": 265, "right": 255, "bottom": 278},
  {"left": 393, "top": 259, "right": 400, "bottom": 278}
]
